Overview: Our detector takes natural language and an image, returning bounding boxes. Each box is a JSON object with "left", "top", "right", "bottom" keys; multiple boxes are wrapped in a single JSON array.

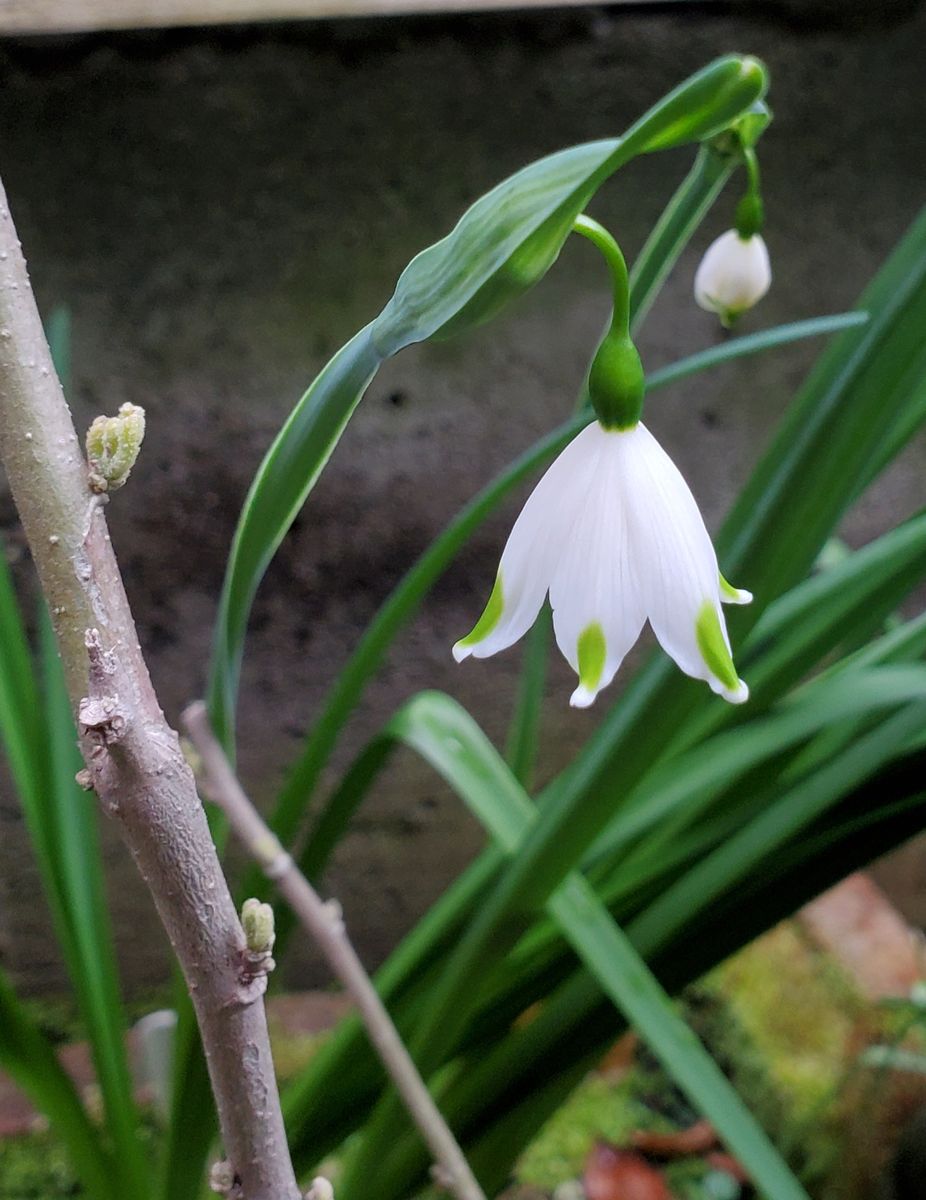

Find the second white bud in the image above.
[{"left": 694, "top": 230, "right": 771, "bottom": 325}]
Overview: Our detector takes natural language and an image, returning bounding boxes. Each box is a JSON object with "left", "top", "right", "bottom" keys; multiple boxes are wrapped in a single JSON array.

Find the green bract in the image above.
[{"left": 373, "top": 55, "right": 767, "bottom": 354}]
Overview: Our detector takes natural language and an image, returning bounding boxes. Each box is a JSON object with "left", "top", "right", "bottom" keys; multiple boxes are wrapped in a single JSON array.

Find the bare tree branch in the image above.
[
  {"left": 183, "top": 699, "right": 488, "bottom": 1200},
  {"left": 0, "top": 179, "right": 300, "bottom": 1200}
]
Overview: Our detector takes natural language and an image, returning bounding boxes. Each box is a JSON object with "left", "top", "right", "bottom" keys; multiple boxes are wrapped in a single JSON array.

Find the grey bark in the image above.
[
  {"left": 184, "top": 699, "right": 487, "bottom": 1200},
  {"left": 0, "top": 180, "right": 300, "bottom": 1200}
]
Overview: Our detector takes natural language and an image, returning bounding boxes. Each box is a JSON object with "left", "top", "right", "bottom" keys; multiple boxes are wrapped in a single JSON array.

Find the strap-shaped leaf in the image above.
[
  {"left": 0, "top": 970, "right": 119, "bottom": 1200},
  {"left": 373, "top": 55, "right": 766, "bottom": 354},
  {"left": 265, "top": 310, "right": 865, "bottom": 909},
  {"left": 336, "top": 691, "right": 810, "bottom": 1200},
  {"left": 207, "top": 55, "right": 767, "bottom": 746}
]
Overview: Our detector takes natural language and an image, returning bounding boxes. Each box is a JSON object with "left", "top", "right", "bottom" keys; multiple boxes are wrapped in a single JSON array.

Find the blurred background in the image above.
[{"left": 0, "top": 0, "right": 923, "bottom": 997}]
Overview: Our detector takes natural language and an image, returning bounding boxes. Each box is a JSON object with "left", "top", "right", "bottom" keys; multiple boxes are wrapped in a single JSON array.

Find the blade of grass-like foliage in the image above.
[
  {"left": 504, "top": 609, "right": 550, "bottom": 787},
  {"left": 645, "top": 311, "right": 868, "bottom": 390},
  {"left": 336, "top": 691, "right": 809, "bottom": 1200},
  {"left": 207, "top": 56, "right": 767, "bottom": 748},
  {"left": 159, "top": 1000, "right": 216, "bottom": 1200},
  {"left": 720, "top": 205, "right": 926, "bottom": 589},
  {"left": 499, "top": 618, "right": 926, "bottom": 1009},
  {"left": 334, "top": 208, "right": 926, "bottom": 1182},
  {"left": 548, "top": 664, "right": 926, "bottom": 938},
  {"left": 0, "top": 553, "right": 126, "bottom": 1198},
  {"left": 495, "top": 611, "right": 926, "bottom": 1015},
  {"left": 0, "top": 970, "right": 119, "bottom": 1200},
  {"left": 0, "top": 540, "right": 47, "bottom": 849},
  {"left": 631, "top": 700, "right": 926, "bottom": 954},
  {"left": 208, "top": 325, "right": 382, "bottom": 747},
  {"left": 446, "top": 762, "right": 926, "bottom": 1199},
  {"left": 281, "top": 508, "right": 926, "bottom": 1160},
  {"left": 627, "top": 142, "right": 734, "bottom": 328},
  {"left": 38, "top": 614, "right": 149, "bottom": 1199},
  {"left": 360, "top": 693, "right": 925, "bottom": 1199},
  {"left": 264, "top": 309, "right": 864, "bottom": 911}
]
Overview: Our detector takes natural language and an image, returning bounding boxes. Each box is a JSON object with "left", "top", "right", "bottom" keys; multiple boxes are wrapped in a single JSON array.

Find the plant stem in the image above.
[
  {"left": 629, "top": 142, "right": 734, "bottom": 331},
  {"left": 183, "top": 701, "right": 488, "bottom": 1200},
  {"left": 0, "top": 177, "right": 300, "bottom": 1200}
]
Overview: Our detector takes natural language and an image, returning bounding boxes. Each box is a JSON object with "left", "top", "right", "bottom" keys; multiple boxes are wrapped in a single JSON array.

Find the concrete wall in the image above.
[{"left": 0, "top": 3, "right": 923, "bottom": 995}]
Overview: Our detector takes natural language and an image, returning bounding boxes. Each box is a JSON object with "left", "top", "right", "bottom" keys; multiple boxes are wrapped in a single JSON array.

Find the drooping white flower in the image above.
[
  {"left": 694, "top": 230, "right": 771, "bottom": 324},
  {"left": 453, "top": 420, "right": 750, "bottom": 708}
]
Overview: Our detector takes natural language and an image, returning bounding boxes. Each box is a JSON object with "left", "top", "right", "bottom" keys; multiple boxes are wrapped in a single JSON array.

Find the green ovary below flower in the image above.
[{"left": 453, "top": 420, "right": 751, "bottom": 708}]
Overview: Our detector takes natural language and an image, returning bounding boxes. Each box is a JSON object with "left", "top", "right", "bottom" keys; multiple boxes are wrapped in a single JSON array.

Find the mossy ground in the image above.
[
  {"left": 0, "top": 1132, "right": 78, "bottom": 1199},
  {"left": 2, "top": 924, "right": 921, "bottom": 1199}
]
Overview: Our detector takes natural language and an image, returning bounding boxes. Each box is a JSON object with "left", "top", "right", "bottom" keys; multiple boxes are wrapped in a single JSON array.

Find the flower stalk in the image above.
[{"left": 572, "top": 215, "right": 645, "bottom": 429}]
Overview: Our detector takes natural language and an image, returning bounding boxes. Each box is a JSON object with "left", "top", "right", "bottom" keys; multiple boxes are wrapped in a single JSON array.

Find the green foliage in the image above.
[
  {"left": 0, "top": 56, "right": 923, "bottom": 1200},
  {"left": 0, "top": 1132, "right": 81, "bottom": 1200}
]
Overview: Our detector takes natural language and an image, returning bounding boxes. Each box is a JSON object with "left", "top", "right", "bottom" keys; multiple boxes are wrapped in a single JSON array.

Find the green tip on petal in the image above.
[
  {"left": 453, "top": 572, "right": 504, "bottom": 662},
  {"left": 719, "top": 572, "right": 753, "bottom": 605},
  {"left": 696, "top": 601, "right": 748, "bottom": 704},
  {"left": 570, "top": 621, "right": 606, "bottom": 709}
]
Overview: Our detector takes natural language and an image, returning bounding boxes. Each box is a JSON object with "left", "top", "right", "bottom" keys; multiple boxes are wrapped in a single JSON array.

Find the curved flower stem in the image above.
[
  {"left": 0, "top": 176, "right": 300, "bottom": 1200},
  {"left": 628, "top": 142, "right": 735, "bottom": 331},
  {"left": 572, "top": 214, "right": 632, "bottom": 339},
  {"left": 183, "top": 702, "right": 488, "bottom": 1200}
]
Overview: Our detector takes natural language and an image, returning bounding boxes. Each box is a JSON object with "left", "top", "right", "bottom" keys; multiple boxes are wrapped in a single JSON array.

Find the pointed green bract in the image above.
[
  {"left": 457, "top": 573, "right": 504, "bottom": 650},
  {"left": 577, "top": 622, "right": 607, "bottom": 692},
  {"left": 695, "top": 601, "right": 741, "bottom": 691}
]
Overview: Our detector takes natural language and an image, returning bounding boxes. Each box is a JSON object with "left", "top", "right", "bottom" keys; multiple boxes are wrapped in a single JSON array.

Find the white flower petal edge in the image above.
[
  {"left": 620, "top": 423, "right": 748, "bottom": 704},
  {"left": 694, "top": 230, "right": 771, "bottom": 321},
  {"left": 452, "top": 426, "right": 603, "bottom": 663},
  {"left": 454, "top": 421, "right": 750, "bottom": 707}
]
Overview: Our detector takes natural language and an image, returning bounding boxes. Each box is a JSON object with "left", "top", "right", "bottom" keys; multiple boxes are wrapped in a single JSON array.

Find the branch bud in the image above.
[
  {"left": 86, "top": 402, "right": 146, "bottom": 493},
  {"left": 209, "top": 1160, "right": 236, "bottom": 1194},
  {"left": 305, "top": 1177, "right": 335, "bottom": 1200},
  {"left": 241, "top": 898, "right": 275, "bottom": 956}
]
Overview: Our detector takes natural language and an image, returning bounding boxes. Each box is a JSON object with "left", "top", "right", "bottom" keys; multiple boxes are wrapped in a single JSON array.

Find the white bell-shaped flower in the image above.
[
  {"left": 453, "top": 420, "right": 751, "bottom": 708},
  {"left": 694, "top": 230, "right": 771, "bottom": 324}
]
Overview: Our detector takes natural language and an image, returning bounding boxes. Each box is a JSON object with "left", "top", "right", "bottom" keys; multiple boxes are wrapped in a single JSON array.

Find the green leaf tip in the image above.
[{"left": 86, "top": 403, "right": 146, "bottom": 494}]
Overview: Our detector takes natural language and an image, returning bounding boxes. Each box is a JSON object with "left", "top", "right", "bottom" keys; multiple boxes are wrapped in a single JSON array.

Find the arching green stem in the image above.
[
  {"left": 572, "top": 215, "right": 645, "bottom": 429},
  {"left": 734, "top": 146, "right": 764, "bottom": 238}
]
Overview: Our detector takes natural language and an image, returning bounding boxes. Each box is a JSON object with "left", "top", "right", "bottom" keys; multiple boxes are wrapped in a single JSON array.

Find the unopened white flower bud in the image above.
[{"left": 694, "top": 230, "right": 771, "bottom": 325}]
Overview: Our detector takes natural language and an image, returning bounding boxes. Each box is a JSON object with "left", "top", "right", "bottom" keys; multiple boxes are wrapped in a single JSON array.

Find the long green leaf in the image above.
[
  {"left": 39, "top": 614, "right": 148, "bottom": 1199},
  {"left": 373, "top": 57, "right": 766, "bottom": 354},
  {"left": 335, "top": 206, "right": 926, "bottom": 1185},
  {"left": 339, "top": 692, "right": 809, "bottom": 1200},
  {"left": 282, "top": 501, "right": 926, "bottom": 1170},
  {"left": 630, "top": 700, "right": 926, "bottom": 954},
  {"left": 208, "top": 324, "right": 382, "bottom": 746},
  {"left": 0, "top": 970, "right": 119, "bottom": 1200},
  {"left": 0, "top": 556, "right": 122, "bottom": 1198},
  {"left": 269, "top": 309, "right": 865, "bottom": 904},
  {"left": 207, "top": 56, "right": 766, "bottom": 749}
]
